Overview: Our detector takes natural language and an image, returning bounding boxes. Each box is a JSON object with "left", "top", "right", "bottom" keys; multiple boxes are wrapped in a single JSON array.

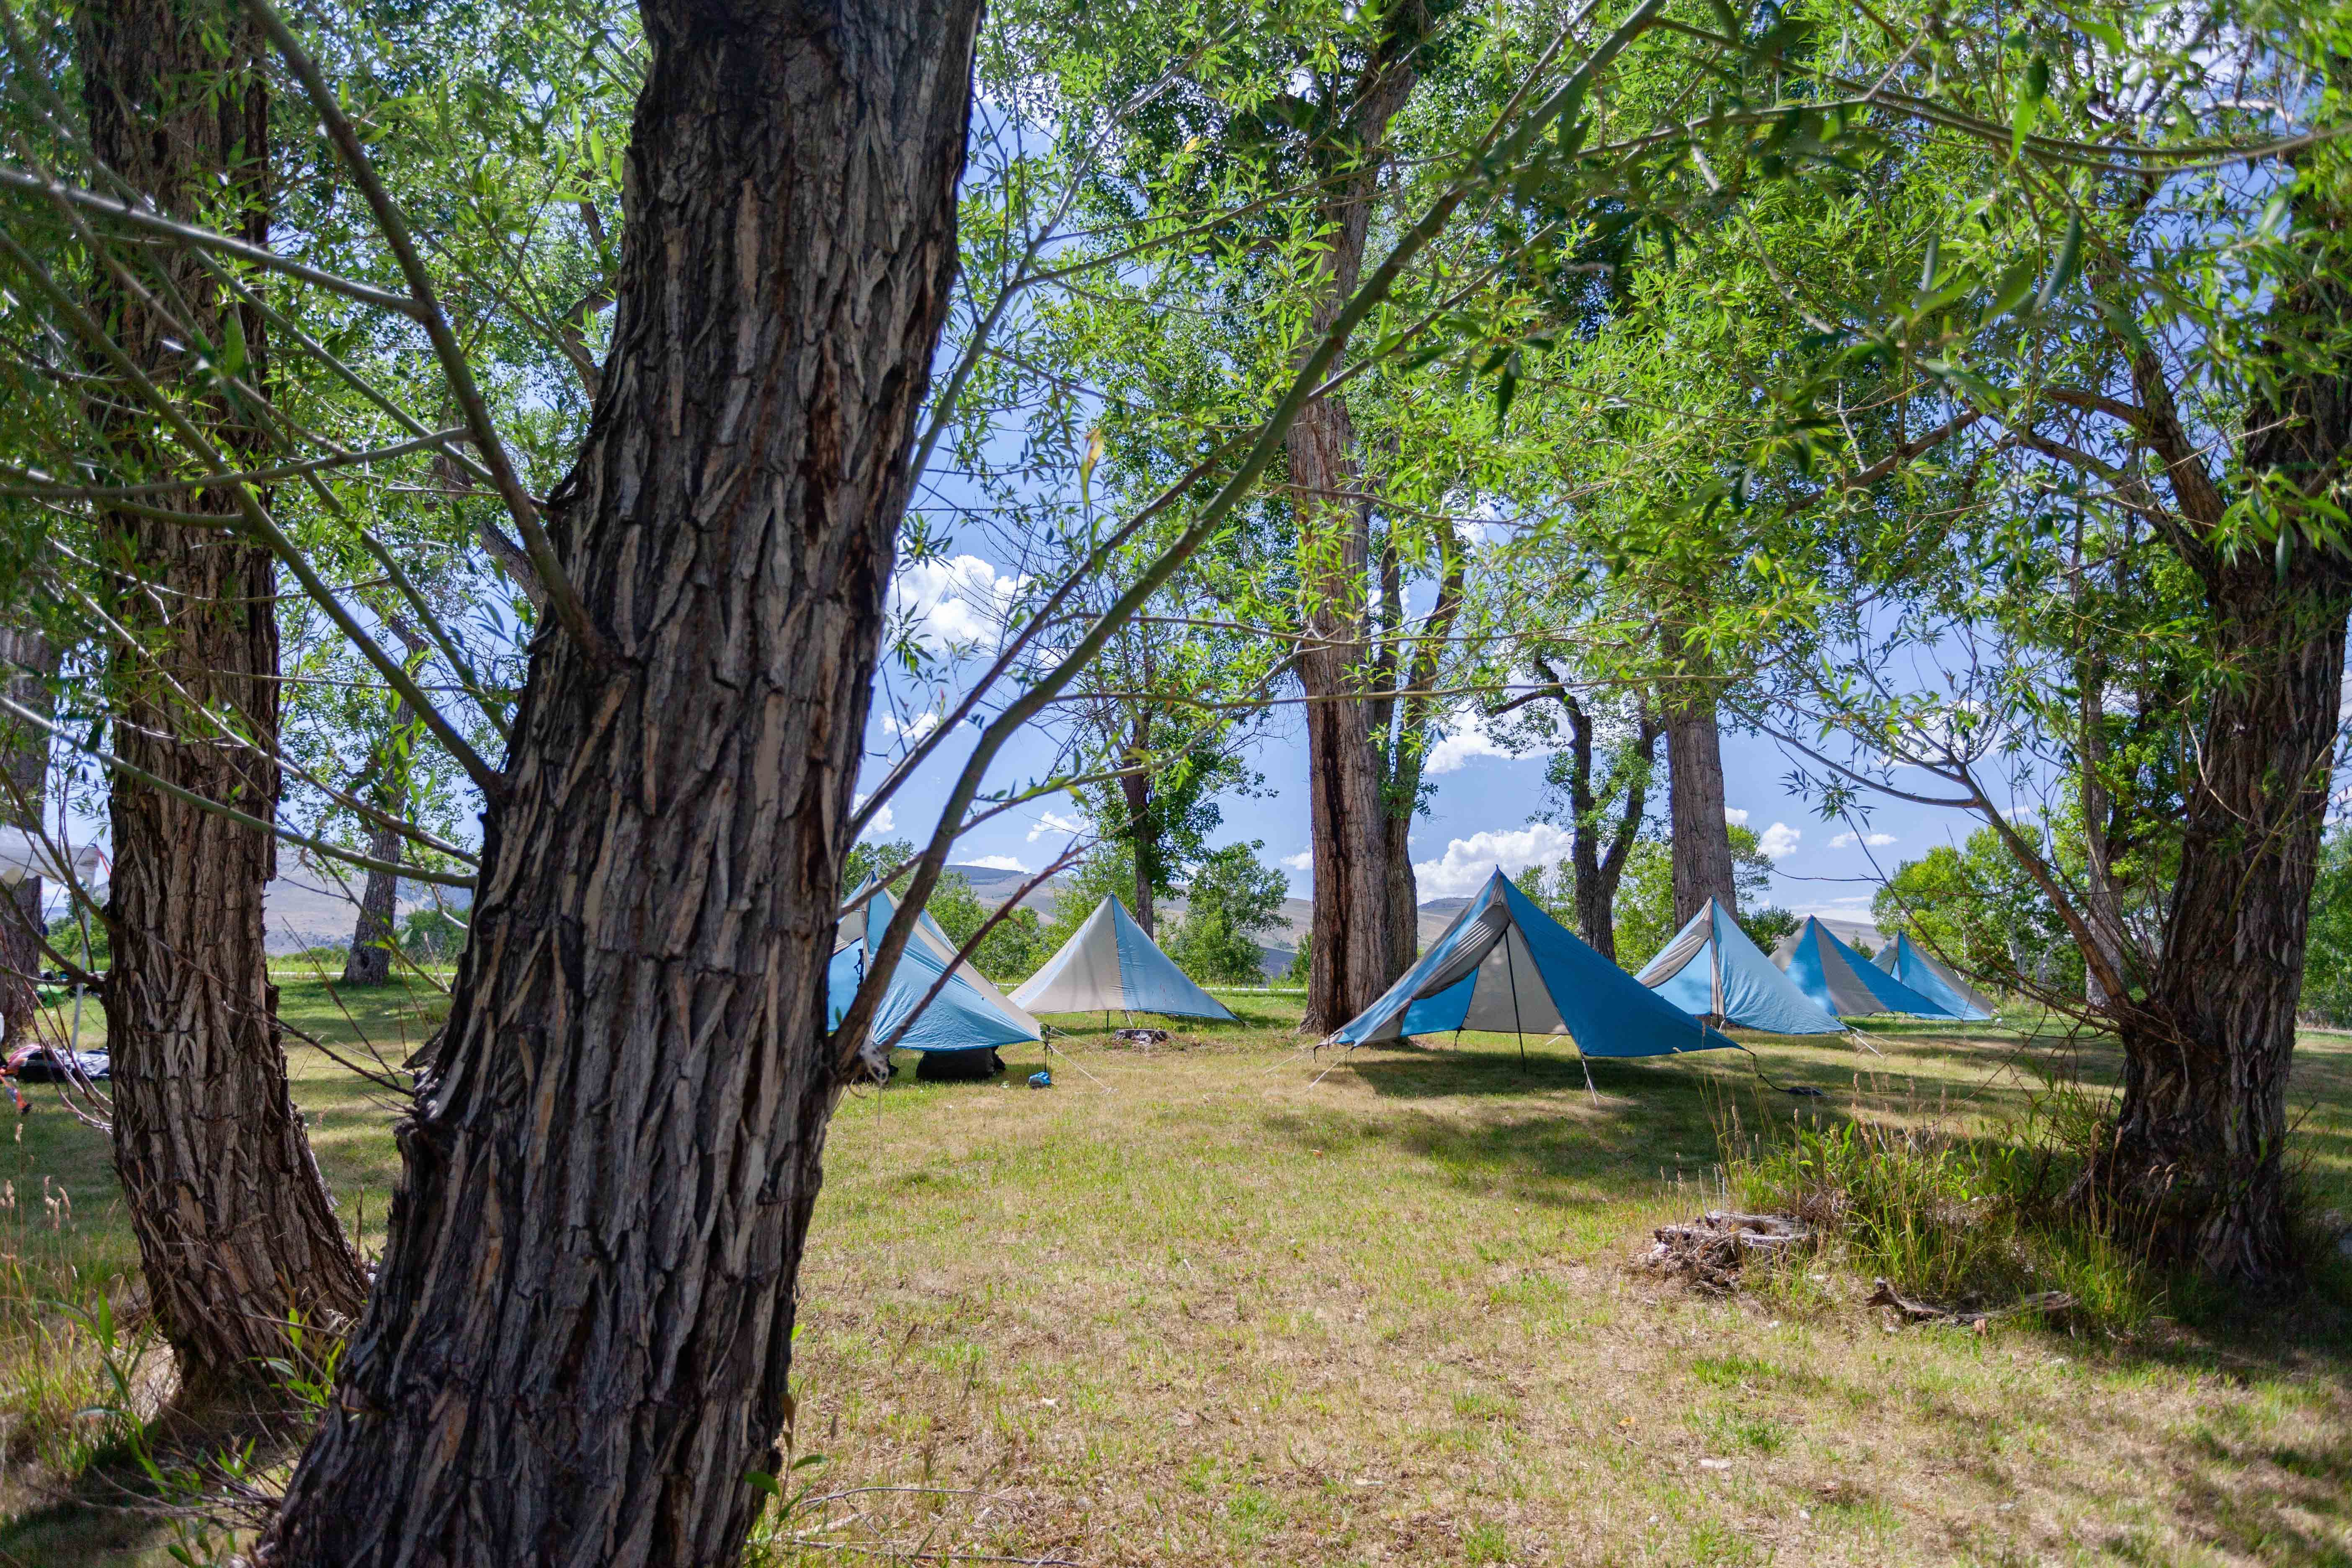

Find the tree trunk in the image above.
[
  {"left": 2099, "top": 558, "right": 2352, "bottom": 1281},
  {"left": 78, "top": 0, "right": 366, "bottom": 1398},
  {"left": 340, "top": 700, "right": 413, "bottom": 988},
  {"left": 339, "top": 825, "right": 402, "bottom": 987},
  {"left": 1558, "top": 692, "right": 1659, "bottom": 962},
  {"left": 2086, "top": 165, "right": 2352, "bottom": 1283},
  {"left": 1372, "top": 522, "right": 1463, "bottom": 972},
  {"left": 1665, "top": 681, "right": 1736, "bottom": 924},
  {"left": 1292, "top": 17, "right": 1424, "bottom": 1037},
  {"left": 1121, "top": 717, "right": 1154, "bottom": 936},
  {"left": 0, "top": 627, "right": 54, "bottom": 1038},
  {"left": 263, "top": 0, "right": 979, "bottom": 1558}
]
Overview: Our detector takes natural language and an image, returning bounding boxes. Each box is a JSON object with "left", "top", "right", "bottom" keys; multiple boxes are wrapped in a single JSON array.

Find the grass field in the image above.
[{"left": 3, "top": 982, "right": 2348, "bottom": 1565}]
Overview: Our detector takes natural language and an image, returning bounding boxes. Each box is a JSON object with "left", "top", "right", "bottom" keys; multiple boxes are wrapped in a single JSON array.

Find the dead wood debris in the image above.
[
  {"left": 1865, "top": 1278, "right": 2075, "bottom": 1329},
  {"left": 1640, "top": 1211, "right": 1813, "bottom": 1294}
]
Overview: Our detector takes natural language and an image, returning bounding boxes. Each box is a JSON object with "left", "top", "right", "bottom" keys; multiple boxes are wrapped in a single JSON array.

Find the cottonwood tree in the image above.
[
  {"left": 68, "top": 0, "right": 369, "bottom": 1392},
  {"left": 1696, "top": 5, "right": 2351, "bottom": 1283},
  {"left": 5, "top": 0, "right": 1975, "bottom": 1549}
]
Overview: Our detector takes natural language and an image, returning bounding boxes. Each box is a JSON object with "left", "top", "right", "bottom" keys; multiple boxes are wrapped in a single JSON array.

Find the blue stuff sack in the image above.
[{"left": 1028, "top": 1069, "right": 1052, "bottom": 1089}]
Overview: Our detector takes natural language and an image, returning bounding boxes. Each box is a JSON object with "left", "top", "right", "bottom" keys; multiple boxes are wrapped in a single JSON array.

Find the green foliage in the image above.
[
  {"left": 1872, "top": 826, "right": 2078, "bottom": 1001},
  {"left": 923, "top": 872, "right": 1053, "bottom": 984},
  {"left": 1281, "top": 930, "right": 1312, "bottom": 987},
  {"left": 1166, "top": 841, "right": 1287, "bottom": 987},
  {"left": 1719, "top": 1071, "right": 2155, "bottom": 1330},
  {"left": 1737, "top": 905, "right": 1799, "bottom": 952},
  {"left": 399, "top": 908, "right": 467, "bottom": 963},
  {"left": 43, "top": 914, "right": 105, "bottom": 971},
  {"left": 1610, "top": 826, "right": 1775, "bottom": 970},
  {"left": 2300, "top": 829, "right": 2352, "bottom": 1027},
  {"left": 841, "top": 838, "right": 918, "bottom": 897}
]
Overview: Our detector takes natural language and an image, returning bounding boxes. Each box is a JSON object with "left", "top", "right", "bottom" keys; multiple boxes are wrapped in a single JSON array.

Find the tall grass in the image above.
[{"left": 1712, "top": 1068, "right": 2164, "bottom": 1329}]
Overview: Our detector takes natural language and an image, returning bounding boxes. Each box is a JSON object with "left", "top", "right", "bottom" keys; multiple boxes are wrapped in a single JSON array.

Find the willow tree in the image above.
[
  {"left": 70, "top": 0, "right": 368, "bottom": 1393},
  {"left": 260, "top": 0, "right": 987, "bottom": 1553},
  {"left": 1704, "top": 6, "right": 2352, "bottom": 1284}
]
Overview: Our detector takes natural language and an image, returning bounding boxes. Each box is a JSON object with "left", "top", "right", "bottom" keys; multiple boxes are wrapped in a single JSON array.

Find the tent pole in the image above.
[
  {"left": 1501, "top": 929, "right": 1527, "bottom": 1072},
  {"left": 1579, "top": 1047, "right": 1598, "bottom": 1107}
]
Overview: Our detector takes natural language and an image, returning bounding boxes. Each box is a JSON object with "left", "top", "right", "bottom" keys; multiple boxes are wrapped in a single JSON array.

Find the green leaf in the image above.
[
  {"left": 1985, "top": 257, "right": 2037, "bottom": 321},
  {"left": 2011, "top": 55, "right": 2048, "bottom": 158},
  {"left": 2033, "top": 214, "right": 2083, "bottom": 314},
  {"left": 743, "top": 1469, "right": 780, "bottom": 1496}
]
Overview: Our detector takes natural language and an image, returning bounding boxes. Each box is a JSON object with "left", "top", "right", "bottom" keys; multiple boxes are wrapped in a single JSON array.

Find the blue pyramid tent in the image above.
[
  {"left": 1774, "top": 916, "right": 1952, "bottom": 1019},
  {"left": 1636, "top": 899, "right": 1844, "bottom": 1035},
  {"left": 828, "top": 881, "right": 1041, "bottom": 1053},
  {"left": 1872, "top": 932, "right": 1996, "bottom": 1021},
  {"left": 1010, "top": 896, "right": 1236, "bottom": 1021},
  {"left": 1332, "top": 872, "right": 1736, "bottom": 1056}
]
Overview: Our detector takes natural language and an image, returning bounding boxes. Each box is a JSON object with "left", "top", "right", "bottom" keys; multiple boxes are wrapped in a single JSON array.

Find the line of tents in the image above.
[{"left": 831, "top": 866, "right": 1997, "bottom": 1070}]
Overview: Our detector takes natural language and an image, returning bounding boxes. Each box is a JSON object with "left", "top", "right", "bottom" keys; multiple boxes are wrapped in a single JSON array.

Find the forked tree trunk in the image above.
[
  {"left": 263, "top": 0, "right": 980, "bottom": 1558},
  {"left": 78, "top": 0, "right": 366, "bottom": 1396},
  {"left": 0, "top": 627, "right": 54, "bottom": 1039},
  {"left": 1665, "top": 677, "right": 1736, "bottom": 924},
  {"left": 1555, "top": 691, "right": 1659, "bottom": 962}
]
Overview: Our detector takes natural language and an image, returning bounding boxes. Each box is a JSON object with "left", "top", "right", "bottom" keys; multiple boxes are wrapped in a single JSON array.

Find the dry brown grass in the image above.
[
  {"left": 3, "top": 984, "right": 2347, "bottom": 1566},
  {"left": 761, "top": 1004, "right": 2352, "bottom": 1568}
]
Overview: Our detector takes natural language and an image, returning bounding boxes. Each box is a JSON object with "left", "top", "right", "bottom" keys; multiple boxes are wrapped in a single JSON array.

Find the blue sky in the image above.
[{"left": 859, "top": 557, "right": 1999, "bottom": 928}]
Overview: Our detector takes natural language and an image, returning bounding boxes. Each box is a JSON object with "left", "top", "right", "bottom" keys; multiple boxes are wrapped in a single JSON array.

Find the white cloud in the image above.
[
  {"left": 1724, "top": 807, "right": 1750, "bottom": 827},
  {"left": 880, "top": 711, "right": 941, "bottom": 744},
  {"left": 852, "top": 794, "right": 895, "bottom": 838},
  {"left": 1411, "top": 821, "right": 1578, "bottom": 897},
  {"left": 1281, "top": 850, "right": 1314, "bottom": 872},
  {"left": 889, "top": 554, "right": 1031, "bottom": 652},
  {"left": 1424, "top": 709, "right": 1534, "bottom": 775},
  {"left": 1026, "top": 809, "right": 1087, "bottom": 843},
  {"left": 965, "top": 854, "right": 1029, "bottom": 873},
  {"left": 1828, "top": 831, "right": 1897, "bottom": 849},
  {"left": 1756, "top": 822, "right": 1802, "bottom": 860}
]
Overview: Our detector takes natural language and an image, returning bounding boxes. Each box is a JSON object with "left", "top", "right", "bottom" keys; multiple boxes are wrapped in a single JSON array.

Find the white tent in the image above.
[
  {"left": 0, "top": 827, "right": 106, "bottom": 893},
  {"left": 1009, "top": 897, "right": 1236, "bottom": 1021},
  {"left": 832, "top": 880, "right": 1041, "bottom": 1044}
]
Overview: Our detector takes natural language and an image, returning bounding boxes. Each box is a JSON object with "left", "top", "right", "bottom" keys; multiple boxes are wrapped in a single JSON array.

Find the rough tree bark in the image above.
[
  {"left": 2084, "top": 164, "right": 2352, "bottom": 1282},
  {"left": 1556, "top": 692, "right": 1660, "bottom": 963},
  {"left": 1121, "top": 707, "right": 1155, "bottom": 936},
  {"left": 0, "top": 627, "right": 54, "bottom": 1039},
  {"left": 78, "top": 0, "right": 366, "bottom": 1396},
  {"left": 340, "top": 698, "right": 413, "bottom": 988},
  {"left": 1664, "top": 640, "right": 1736, "bottom": 925},
  {"left": 1293, "top": 7, "right": 1427, "bottom": 1033},
  {"left": 263, "top": 0, "right": 981, "bottom": 1558}
]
